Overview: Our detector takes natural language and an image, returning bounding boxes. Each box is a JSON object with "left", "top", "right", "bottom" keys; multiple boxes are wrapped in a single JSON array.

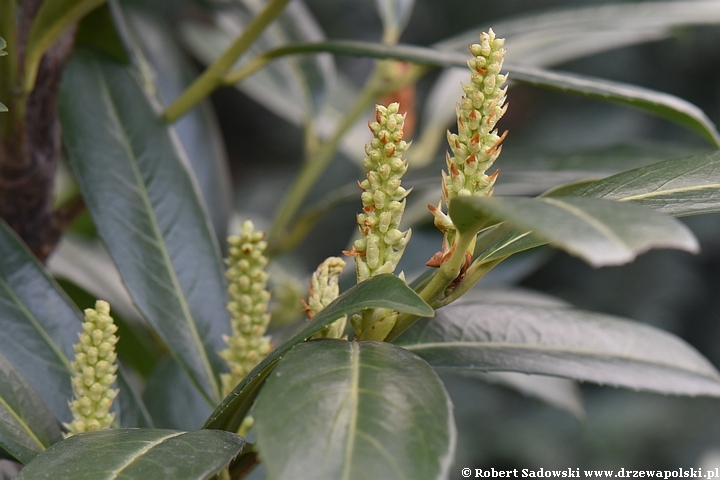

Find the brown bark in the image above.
[{"left": 0, "top": 1, "right": 78, "bottom": 262}]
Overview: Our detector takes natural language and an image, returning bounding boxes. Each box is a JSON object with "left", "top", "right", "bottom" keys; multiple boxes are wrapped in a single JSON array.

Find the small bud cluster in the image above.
[
  {"left": 220, "top": 220, "right": 272, "bottom": 396},
  {"left": 431, "top": 30, "right": 507, "bottom": 231},
  {"left": 66, "top": 300, "right": 119, "bottom": 437},
  {"left": 306, "top": 257, "right": 347, "bottom": 339},
  {"left": 349, "top": 102, "right": 411, "bottom": 282}
]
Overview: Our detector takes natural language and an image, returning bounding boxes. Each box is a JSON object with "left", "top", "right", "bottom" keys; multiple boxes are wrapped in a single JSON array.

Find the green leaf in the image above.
[
  {"left": 507, "top": 64, "right": 720, "bottom": 148},
  {"left": 0, "top": 221, "right": 78, "bottom": 422},
  {"left": 231, "top": 39, "right": 720, "bottom": 148},
  {"left": 16, "top": 429, "right": 245, "bottom": 480},
  {"left": 59, "top": 49, "right": 230, "bottom": 405},
  {"left": 419, "top": 2, "right": 720, "bottom": 156},
  {"left": 398, "top": 302, "right": 720, "bottom": 396},
  {"left": 475, "top": 151, "right": 720, "bottom": 264},
  {"left": 143, "top": 357, "right": 211, "bottom": 431},
  {"left": 255, "top": 340, "right": 455, "bottom": 480},
  {"left": 0, "top": 351, "right": 63, "bottom": 464},
  {"left": 23, "top": 0, "right": 106, "bottom": 92},
  {"left": 0, "top": 221, "right": 149, "bottom": 429},
  {"left": 450, "top": 196, "right": 698, "bottom": 267},
  {"left": 204, "top": 274, "right": 433, "bottom": 432},
  {"left": 547, "top": 150, "right": 720, "bottom": 217},
  {"left": 119, "top": 2, "right": 233, "bottom": 241}
]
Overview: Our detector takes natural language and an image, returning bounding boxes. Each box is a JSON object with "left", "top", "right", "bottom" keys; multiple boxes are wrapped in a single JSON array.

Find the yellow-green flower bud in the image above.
[
  {"left": 348, "top": 103, "right": 412, "bottom": 283},
  {"left": 345, "top": 103, "right": 414, "bottom": 341},
  {"left": 220, "top": 220, "right": 272, "bottom": 396},
  {"left": 65, "top": 300, "right": 119, "bottom": 437},
  {"left": 446, "top": 29, "right": 506, "bottom": 201},
  {"left": 306, "top": 257, "right": 347, "bottom": 339},
  {"left": 429, "top": 29, "right": 508, "bottom": 263}
]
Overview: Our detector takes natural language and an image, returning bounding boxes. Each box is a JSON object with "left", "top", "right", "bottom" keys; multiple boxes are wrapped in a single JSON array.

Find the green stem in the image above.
[
  {"left": 438, "top": 257, "right": 503, "bottom": 306},
  {"left": 223, "top": 40, "right": 464, "bottom": 84},
  {"left": 419, "top": 229, "right": 477, "bottom": 305},
  {"left": 385, "top": 228, "right": 477, "bottom": 342},
  {"left": 163, "top": 0, "right": 290, "bottom": 123}
]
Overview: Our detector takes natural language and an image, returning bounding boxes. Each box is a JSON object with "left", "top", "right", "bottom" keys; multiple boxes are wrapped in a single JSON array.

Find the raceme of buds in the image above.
[
  {"left": 65, "top": 300, "right": 119, "bottom": 437},
  {"left": 220, "top": 220, "right": 272, "bottom": 396},
  {"left": 348, "top": 102, "right": 412, "bottom": 283},
  {"left": 345, "top": 103, "right": 412, "bottom": 341},
  {"left": 305, "top": 257, "right": 348, "bottom": 339},
  {"left": 429, "top": 29, "right": 508, "bottom": 264},
  {"left": 445, "top": 28, "right": 507, "bottom": 200}
]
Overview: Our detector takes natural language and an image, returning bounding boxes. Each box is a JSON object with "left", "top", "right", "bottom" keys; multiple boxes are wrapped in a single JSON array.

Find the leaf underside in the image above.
[{"left": 398, "top": 302, "right": 720, "bottom": 396}]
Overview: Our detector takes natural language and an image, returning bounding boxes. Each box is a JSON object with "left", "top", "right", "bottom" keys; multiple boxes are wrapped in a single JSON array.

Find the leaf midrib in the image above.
[
  {"left": 0, "top": 394, "right": 46, "bottom": 454},
  {"left": 340, "top": 342, "right": 360, "bottom": 480},
  {"left": 540, "top": 197, "right": 628, "bottom": 249},
  {"left": 403, "top": 341, "right": 719, "bottom": 379},
  {"left": 92, "top": 58, "right": 219, "bottom": 404},
  {"left": 0, "top": 277, "right": 72, "bottom": 374},
  {"left": 618, "top": 182, "right": 720, "bottom": 202},
  {"left": 108, "top": 431, "right": 185, "bottom": 479}
]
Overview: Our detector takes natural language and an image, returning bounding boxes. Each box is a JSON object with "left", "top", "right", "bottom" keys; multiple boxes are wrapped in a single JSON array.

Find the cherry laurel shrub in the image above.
[{"left": 1, "top": 1, "right": 720, "bottom": 479}]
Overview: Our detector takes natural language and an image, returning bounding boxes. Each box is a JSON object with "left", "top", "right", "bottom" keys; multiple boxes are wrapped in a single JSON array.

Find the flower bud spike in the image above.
[
  {"left": 348, "top": 103, "right": 412, "bottom": 284},
  {"left": 219, "top": 220, "right": 272, "bottom": 397},
  {"left": 65, "top": 300, "right": 119, "bottom": 437},
  {"left": 348, "top": 103, "right": 413, "bottom": 341},
  {"left": 308, "top": 257, "right": 348, "bottom": 340},
  {"left": 431, "top": 29, "right": 508, "bottom": 262}
]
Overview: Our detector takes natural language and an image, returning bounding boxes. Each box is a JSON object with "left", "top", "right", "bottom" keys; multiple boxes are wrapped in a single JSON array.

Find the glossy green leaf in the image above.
[
  {"left": 450, "top": 196, "right": 698, "bottom": 267},
  {"left": 115, "top": 365, "right": 154, "bottom": 429},
  {"left": 398, "top": 303, "right": 720, "bottom": 396},
  {"left": 237, "top": 40, "right": 720, "bottom": 148},
  {"left": 16, "top": 429, "right": 245, "bottom": 480},
  {"left": 23, "top": 0, "right": 105, "bottom": 92},
  {"left": 0, "top": 221, "right": 148, "bottom": 428},
  {"left": 420, "top": 2, "right": 720, "bottom": 157},
  {"left": 59, "top": 49, "right": 230, "bottom": 405},
  {"left": 0, "top": 220, "right": 79, "bottom": 422},
  {"left": 507, "top": 64, "right": 720, "bottom": 148},
  {"left": 0, "top": 351, "right": 62, "bottom": 464},
  {"left": 547, "top": 150, "right": 720, "bottom": 217},
  {"left": 255, "top": 340, "right": 455, "bottom": 480},
  {"left": 475, "top": 151, "right": 720, "bottom": 264},
  {"left": 119, "top": 3, "right": 233, "bottom": 240},
  {"left": 204, "top": 274, "right": 433, "bottom": 432},
  {"left": 143, "top": 357, "right": 211, "bottom": 431}
]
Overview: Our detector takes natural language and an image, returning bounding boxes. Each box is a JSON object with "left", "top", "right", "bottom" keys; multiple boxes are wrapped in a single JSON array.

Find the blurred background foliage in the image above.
[{"left": 49, "top": 0, "right": 720, "bottom": 476}]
